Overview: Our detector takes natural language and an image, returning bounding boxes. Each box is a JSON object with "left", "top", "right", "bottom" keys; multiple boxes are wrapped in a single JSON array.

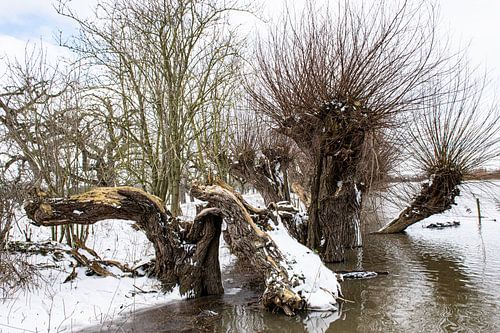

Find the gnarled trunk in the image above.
[
  {"left": 191, "top": 181, "right": 341, "bottom": 315},
  {"left": 378, "top": 173, "right": 461, "bottom": 233},
  {"left": 191, "top": 182, "right": 305, "bottom": 315},
  {"left": 307, "top": 146, "right": 364, "bottom": 262},
  {"left": 318, "top": 180, "right": 362, "bottom": 262},
  {"left": 25, "top": 186, "right": 224, "bottom": 297},
  {"left": 25, "top": 184, "right": 339, "bottom": 316}
]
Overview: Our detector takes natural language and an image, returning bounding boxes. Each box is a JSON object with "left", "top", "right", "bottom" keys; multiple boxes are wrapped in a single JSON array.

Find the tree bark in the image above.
[
  {"left": 318, "top": 180, "right": 362, "bottom": 262},
  {"left": 307, "top": 150, "right": 364, "bottom": 262},
  {"left": 231, "top": 149, "right": 291, "bottom": 206},
  {"left": 307, "top": 152, "right": 324, "bottom": 250},
  {"left": 25, "top": 184, "right": 325, "bottom": 316},
  {"left": 275, "top": 103, "right": 367, "bottom": 262},
  {"left": 191, "top": 182, "right": 306, "bottom": 315},
  {"left": 24, "top": 186, "right": 224, "bottom": 297},
  {"left": 377, "top": 174, "right": 461, "bottom": 233}
]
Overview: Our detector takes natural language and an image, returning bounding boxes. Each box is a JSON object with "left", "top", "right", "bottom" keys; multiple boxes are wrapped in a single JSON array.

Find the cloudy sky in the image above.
[
  {"left": 1, "top": 1, "right": 499, "bottom": 63},
  {"left": 1, "top": 0, "right": 499, "bottom": 83}
]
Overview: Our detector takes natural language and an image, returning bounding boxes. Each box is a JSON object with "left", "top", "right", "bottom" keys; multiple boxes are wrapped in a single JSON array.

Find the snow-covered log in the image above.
[
  {"left": 24, "top": 186, "right": 224, "bottom": 298},
  {"left": 191, "top": 181, "right": 341, "bottom": 315}
]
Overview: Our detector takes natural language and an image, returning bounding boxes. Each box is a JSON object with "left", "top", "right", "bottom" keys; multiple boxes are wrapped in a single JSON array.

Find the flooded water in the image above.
[
  {"left": 329, "top": 221, "right": 500, "bottom": 333},
  {"left": 84, "top": 187, "right": 500, "bottom": 333}
]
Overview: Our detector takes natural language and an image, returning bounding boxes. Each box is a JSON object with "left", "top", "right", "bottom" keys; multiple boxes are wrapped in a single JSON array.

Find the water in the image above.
[
  {"left": 84, "top": 182, "right": 500, "bottom": 333},
  {"left": 329, "top": 221, "right": 500, "bottom": 333},
  {"left": 86, "top": 218, "right": 500, "bottom": 333}
]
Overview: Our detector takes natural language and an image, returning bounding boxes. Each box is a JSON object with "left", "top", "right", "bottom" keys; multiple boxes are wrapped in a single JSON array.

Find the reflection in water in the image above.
[
  {"left": 83, "top": 218, "right": 500, "bottom": 333},
  {"left": 329, "top": 220, "right": 500, "bottom": 333},
  {"left": 216, "top": 306, "right": 340, "bottom": 333}
]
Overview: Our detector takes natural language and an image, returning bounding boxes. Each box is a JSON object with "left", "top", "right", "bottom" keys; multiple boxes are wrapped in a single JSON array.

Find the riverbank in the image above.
[{"left": 1, "top": 180, "right": 498, "bottom": 332}]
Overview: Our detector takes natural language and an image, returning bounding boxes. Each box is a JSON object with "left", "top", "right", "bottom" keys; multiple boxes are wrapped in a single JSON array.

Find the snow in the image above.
[
  {"left": 2, "top": 271, "right": 183, "bottom": 332},
  {"left": 0, "top": 201, "right": 241, "bottom": 332},
  {"left": 1, "top": 219, "right": 183, "bottom": 332},
  {"left": 4, "top": 180, "right": 494, "bottom": 331},
  {"left": 267, "top": 218, "right": 341, "bottom": 311},
  {"left": 0, "top": 220, "right": 185, "bottom": 332}
]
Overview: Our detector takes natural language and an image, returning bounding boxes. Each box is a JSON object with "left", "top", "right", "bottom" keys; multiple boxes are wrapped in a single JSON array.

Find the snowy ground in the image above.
[
  {"left": 1, "top": 181, "right": 498, "bottom": 332},
  {"left": 0, "top": 219, "right": 183, "bottom": 333},
  {"left": 0, "top": 200, "right": 241, "bottom": 333}
]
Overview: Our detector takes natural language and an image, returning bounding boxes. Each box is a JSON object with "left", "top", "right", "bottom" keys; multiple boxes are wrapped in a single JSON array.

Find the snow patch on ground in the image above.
[{"left": 1, "top": 219, "right": 183, "bottom": 332}]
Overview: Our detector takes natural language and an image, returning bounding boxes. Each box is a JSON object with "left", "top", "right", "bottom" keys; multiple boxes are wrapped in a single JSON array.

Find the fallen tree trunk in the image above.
[
  {"left": 25, "top": 184, "right": 340, "bottom": 316},
  {"left": 25, "top": 186, "right": 224, "bottom": 298}
]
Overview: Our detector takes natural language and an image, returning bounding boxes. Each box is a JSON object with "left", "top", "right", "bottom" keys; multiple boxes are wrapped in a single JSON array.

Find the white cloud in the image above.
[
  {"left": 0, "top": 0, "right": 96, "bottom": 75},
  {"left": 0, "top": 34, "right": 71, "bottom": 80},
  {"left": 0, "top": 0, "right": 96, "bottom": 23}
]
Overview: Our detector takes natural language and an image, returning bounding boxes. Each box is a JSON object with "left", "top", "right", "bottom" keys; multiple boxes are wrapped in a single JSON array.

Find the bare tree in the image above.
[
  {"left": 378, "top": 70, "right": 500, "bottom": 233},
  {"left": 229, "top": 112, "right": 294, "bottom": 205},
  {"left": 0, "top": 45, "right": 69, "bottom": 193},
  {"left": 0, "top": 44, "right": 126, "bottom": 244},
  {"left": 57, "top": 0, "right": 246, "bottom": 216},
  {"left": 249, "top": 1, "right": 454, "bottom": 261}
]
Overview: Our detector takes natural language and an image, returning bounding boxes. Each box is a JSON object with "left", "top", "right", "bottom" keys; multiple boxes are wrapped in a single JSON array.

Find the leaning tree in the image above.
[
  {"left": 249, "top": 1, "right": 455, "bottom": 261},
  {"left": 378, "top": 70, "right": 500, "bottom": 233}
]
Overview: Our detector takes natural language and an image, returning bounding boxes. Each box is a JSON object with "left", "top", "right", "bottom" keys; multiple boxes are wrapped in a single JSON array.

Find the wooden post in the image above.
[{"left": 476, "top": 197, "right": 482, "bottom": 225}]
